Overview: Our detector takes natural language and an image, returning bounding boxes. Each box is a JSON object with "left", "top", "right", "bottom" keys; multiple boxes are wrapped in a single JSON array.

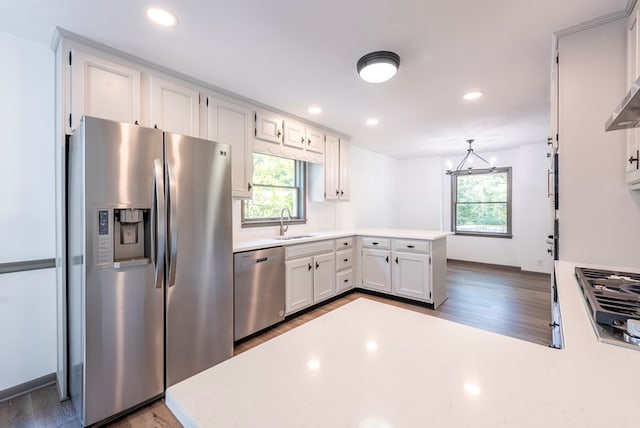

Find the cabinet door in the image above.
[
  {"left": 149, "top": 76, "right": 200, "bottom": 137},
  {"left": 306, "top": 127, "right": 325, "bottom": 154},
  {"left": 255, "top": 110, "right": 283, "bottom": 143},
  {"left": 393, "top": 252, "right": 431, "bottom": 301},
  {"left": 338, "top": 140, "right": 351, "bottom": 200},
  {"left": 362, "top": 248, "right": 391, "bottom": 293},
  {"left": 207, "top": 97, "right": 253, "bottom": 198},
  {"left": 285, "top": 257, "right": 313, "bottom": 315},
  {"left": 283, "top": 120, "right": 306, "bottom": 150},
  {"left": 628, "top": 7, "right": 640, "bottom": 87},
  {"left": 70, "top": 50, "right": 141, "bottom": 132},
  {"left": 313, "top": 252, "right": 336, "bottom": 303},
  {"left": 324, "top": 134, "right": 340, "bottom": 200}
]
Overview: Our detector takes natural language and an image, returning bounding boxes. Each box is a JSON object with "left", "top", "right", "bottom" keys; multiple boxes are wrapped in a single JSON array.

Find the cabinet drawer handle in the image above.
[
  {"left": 343, "top": 279, "right": 349, "bottom": 283},
  {"left": 343, "top": 242, "right": 349, "bottom": 246},
  {"left": 407, "top": 244, "right": 415, "bottom": 249},
  {"left": 343, "top": 258, "right": 349, "bottom": 262},
  {"left": 372, "top": 242, "right": 379, "bottom": 245},
  {"left": 395, "top": 257, "right": 398, "bottom": 264},
  {"left": 629, "top": 150, "right": 639, "bottom": 169}
]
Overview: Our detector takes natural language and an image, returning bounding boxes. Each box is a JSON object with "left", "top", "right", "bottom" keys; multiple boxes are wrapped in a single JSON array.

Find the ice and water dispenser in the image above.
[{"left": 96, "top": 208, "right": 151, "bottom": 269}]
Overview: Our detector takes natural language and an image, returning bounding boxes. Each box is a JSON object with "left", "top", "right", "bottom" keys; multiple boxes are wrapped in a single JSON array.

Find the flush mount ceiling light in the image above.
[
  {"left": 366, "top": 118, "right": 379, "bottom": 126},
  {"left": 308, "top": 106, "right": 322, "bottom": 114},
  {"left": 446, "top": 139, "right": 497, "bottom": 175},
  {"left": 357, "top": 51, "right": 400, "bottom": 83},
  {"left": 146, "top": 7, "right": 178, "bottom": 26},
  {"left": 463, "top": 91, "right": 483, "bottom": 100}
]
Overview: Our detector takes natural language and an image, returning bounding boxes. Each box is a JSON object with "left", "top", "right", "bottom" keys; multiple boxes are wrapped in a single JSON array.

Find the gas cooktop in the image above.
[{"left": 575, "top": 267, "right": 640, "bottom": 350}]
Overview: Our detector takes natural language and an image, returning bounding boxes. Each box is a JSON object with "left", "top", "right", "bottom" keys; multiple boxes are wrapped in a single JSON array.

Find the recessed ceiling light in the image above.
[
  {"left": 308, "top": 106, "right": 322, "bottom": 114},
  {"left": 463, "top": 91, "right": 483, "bottom": 100},
  {"left": 366, "top": 118, "right": 379, "bottom": 126},
  {"left": 357, "top": 51, "right": 400, "bottom": 83},
  {"left": 146, "top": 8, "right": 178, "bottom": 27}
]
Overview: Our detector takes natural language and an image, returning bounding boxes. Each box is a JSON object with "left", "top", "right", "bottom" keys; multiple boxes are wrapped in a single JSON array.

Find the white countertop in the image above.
[
  {"left": 234, "top": 228, "right": 452, "bottom": 252},
  {"left": 166, "top": 260, "right": 640, "bottom": 427}
]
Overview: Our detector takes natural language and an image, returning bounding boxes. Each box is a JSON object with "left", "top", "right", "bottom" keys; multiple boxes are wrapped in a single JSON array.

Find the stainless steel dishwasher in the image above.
[{"left": 234, "top": 246, "right": 286, "bottom": 340}]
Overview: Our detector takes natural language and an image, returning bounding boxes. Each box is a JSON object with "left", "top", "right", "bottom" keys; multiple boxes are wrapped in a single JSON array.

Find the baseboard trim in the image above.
[
  {"left": 0, "top": 373, "right": 56, "bottom": 403},
  {"left": 447, "top": 259, "right": 551, "bottom": 277}
]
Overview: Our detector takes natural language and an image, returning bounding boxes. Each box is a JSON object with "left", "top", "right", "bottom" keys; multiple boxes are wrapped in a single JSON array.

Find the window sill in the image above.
[
  {"left": 241, "top": 219, "right": 307, "bottom": 228},
  {"left": 454, "top": 232, "right": 513, "bottom": 239}
]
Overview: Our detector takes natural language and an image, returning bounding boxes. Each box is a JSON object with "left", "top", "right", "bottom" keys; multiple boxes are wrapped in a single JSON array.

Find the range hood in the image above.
[{"left": 605, "top": 77, "right": 640, "bottom": 131}]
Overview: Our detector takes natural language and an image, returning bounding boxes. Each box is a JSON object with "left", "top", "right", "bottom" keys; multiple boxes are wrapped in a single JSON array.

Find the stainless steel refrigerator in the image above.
[{"left": 67, "top": 116, "right": 233, "bottom": 426}]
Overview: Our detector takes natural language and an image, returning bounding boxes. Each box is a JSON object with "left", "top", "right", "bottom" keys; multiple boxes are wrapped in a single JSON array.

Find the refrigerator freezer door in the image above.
[
  {"left": 164, "top": 132, "right": 234, "bottom": 387},
  {"left": 70, "top": 117, "right": 165, "bottom": 425}
]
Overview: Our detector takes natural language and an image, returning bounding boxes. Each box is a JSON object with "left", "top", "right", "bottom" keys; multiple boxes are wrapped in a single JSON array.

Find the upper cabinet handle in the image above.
[{"left": 277, "top": 130, "right": 282, "bottom": 138}]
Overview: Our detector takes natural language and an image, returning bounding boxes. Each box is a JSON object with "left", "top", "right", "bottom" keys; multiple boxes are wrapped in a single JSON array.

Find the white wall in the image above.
[
  {"left": 391, "top": 144, "right": 552, "bottom": 273},
  {"left": 0, "top": 30, "right": 56, "bottom": 392},
  {"left": 558, "top": 18, "right": 640, "bottom": 268}
]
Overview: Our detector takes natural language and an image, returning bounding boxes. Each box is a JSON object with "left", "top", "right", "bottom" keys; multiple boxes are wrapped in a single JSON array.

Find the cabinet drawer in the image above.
[
  {"left": 335, "top": 236, "right": 354, "bottom": 250},
  {"left": 335, "top": 249, "right": 354, "bottom": 271},
  {"left": 392, "top": 239, "right": 430, "bottom": 253},
  {"left": 361, "top": 237, "right": 390, "bottom": 249},
  {"left": 285, "top": 239, "right": 334, "bottom": 259},
  {"left": 336, "top": 269, "right": 354, "bottom": 292}
]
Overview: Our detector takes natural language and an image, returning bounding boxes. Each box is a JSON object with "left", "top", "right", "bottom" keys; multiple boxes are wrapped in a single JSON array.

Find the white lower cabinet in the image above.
[
  {"left": 285, "top": 257, "right": 314, "bottom": 314},
  {"left": 285, "top": 240, "right": 336, "bottom": 315},
  {"left": 361, "top": 248, "right": 392, "bottom": 293},
  {"left": 313, "top": 252, "right": 336, "bottom": 303},
  {"left": 360, "top": 237, "right": 440, "bottom": 305},
  {"left": 392, "top": 251, "right": 431, "bottom": 301}
]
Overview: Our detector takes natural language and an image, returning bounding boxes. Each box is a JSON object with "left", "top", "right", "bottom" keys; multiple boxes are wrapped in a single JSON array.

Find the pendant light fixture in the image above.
[
  {"left": 446, "top": 139, "right": 497, "bottom": 175},
  {"left": 357, "top": 51, "right": 400, "bottom": 83}
]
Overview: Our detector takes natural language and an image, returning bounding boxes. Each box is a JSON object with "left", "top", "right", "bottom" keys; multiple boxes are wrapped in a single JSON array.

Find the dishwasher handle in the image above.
[{"left": 255, "top": 257, "right": 268, "bottom": 263}]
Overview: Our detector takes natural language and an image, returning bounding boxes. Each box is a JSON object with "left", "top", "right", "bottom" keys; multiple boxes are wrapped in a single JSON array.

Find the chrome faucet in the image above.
[{"left": 279, "top": 207, "right": 291, "bottom": 236}]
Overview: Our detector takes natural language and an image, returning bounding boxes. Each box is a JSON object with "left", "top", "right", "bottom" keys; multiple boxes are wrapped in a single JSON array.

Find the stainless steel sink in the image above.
[{"left": 272, "top": 234, "right": 315, "bottom": 241}]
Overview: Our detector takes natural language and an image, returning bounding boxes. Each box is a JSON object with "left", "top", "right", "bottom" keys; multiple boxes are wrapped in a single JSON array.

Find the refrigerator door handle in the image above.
[
  {"left": 167, "top": 160, "right": 178, "bottom": 287},
  {"left": 152, "top": 158, "right": 166, "bottom": 289}
]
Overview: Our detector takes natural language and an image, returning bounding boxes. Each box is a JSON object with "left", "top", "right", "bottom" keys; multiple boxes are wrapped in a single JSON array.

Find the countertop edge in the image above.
[{"left": 233, "top": 229, "right": 452, "bottom": 253}]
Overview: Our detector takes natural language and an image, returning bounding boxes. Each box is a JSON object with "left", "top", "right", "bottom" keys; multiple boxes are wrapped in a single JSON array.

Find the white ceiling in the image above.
[{"left": 0, "top": 0, "right": 629, "bottom": 158}]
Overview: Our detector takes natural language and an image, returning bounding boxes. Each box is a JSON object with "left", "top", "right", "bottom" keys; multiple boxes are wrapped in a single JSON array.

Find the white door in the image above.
[
  {"left": 255, "top": 110, "right": 283, "bottom": 143},
  {"left": 306, "top": 127, "right": 325, "bottom": 154},
  {"left": 324, "top": 134, "right": 340, "bottom": 200},
  {"left": 313, "top": 252, "right": 336, "bottom": 303},
  {"left": 393, "top": 252, "right": 431, "bottom": 301},
  {"left": 148, "top": 76, "right": 199, "bottom": 137},
  {"left": 285, "top": 257, "right": 313, "bottom": 314},
  {"left": 207, "top": 97, "right": 253, "bottom": 198},
  {"left": 338, "top": 140, "right": 351, "bottom": 200},
  {"left": 284, "top": 120, "right": 306, "bottom": 150},
  {"left": 362, "top": 248, "right": 391, "bottom": 292},
  {"left": 70, "top": 50, "right": 141, "bottom": 132}
]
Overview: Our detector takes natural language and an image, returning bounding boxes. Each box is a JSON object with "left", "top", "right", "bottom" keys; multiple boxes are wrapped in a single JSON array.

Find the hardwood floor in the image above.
[{"left": 2, "top": 260, "right": 551, "bottom": 427}]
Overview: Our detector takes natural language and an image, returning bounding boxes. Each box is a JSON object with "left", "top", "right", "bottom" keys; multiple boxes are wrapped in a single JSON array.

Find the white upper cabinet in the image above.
[
  {"left": 255, "top": 109, "right": 284, "bottom": 144},
  {"left": 283, "top": 120, "right": 306, "bottom": 150},
  {"left": 305, "top": 126, "right": 324, "bottom": 154},
  {"left": 627, "top": 7, "right": 640, "bottom": 189},
  {"left": 322, "top": 134, "right": 350, "bottom": 200},
  {"left": 207, "top": 96, "right": 254, "bottom": 198},
  {"left": 69, "top": 49, "right": 141, "bottom": 132},
  {"left": 338, "top": 139, "right": 351, "bottom": 200},
  {"left": 148, "top": 76, "right": 200, "bottom": 137}
]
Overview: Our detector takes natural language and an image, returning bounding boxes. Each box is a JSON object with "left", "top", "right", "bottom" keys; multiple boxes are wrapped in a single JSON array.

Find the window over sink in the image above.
[
  {"left": 242, "top": 153, "right": 306, "bottom": 227},
  {"left": 451, "top": 167, "right": 512, "bottom": 237}
]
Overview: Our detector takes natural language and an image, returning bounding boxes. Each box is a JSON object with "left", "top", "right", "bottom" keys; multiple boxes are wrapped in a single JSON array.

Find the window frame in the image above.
[
  {"left": 451, "top": 167, "right": 512, "bottom": 238},
  {"left": 241, "top": 154, "right": 307, "bottom": 228}
]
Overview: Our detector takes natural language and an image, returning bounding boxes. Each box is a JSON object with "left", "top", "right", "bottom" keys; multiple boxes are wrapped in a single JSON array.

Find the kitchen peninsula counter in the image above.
[{"left": 166, "top": 260, "right": 640, "bottom": 427}]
